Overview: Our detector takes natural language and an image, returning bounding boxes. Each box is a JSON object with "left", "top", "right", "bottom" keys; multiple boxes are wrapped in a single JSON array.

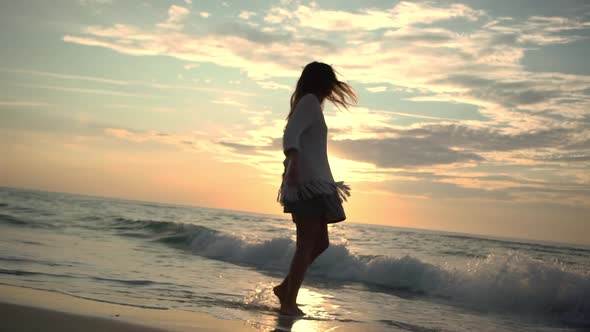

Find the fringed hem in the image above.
[{"left": 277, "top": 179, "right": 351, "bottom": 206}]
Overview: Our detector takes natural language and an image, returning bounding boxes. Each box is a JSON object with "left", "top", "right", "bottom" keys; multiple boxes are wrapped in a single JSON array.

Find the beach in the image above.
[
  {"left": 0, "top": 284, "right": 366, "bottom": 332},
  {"left": 0, "top": 284, "right": 257, "bottom": 332}
]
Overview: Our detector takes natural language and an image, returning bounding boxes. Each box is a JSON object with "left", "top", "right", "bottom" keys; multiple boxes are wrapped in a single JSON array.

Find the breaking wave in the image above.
[{"left": 112, "top": 217, "right": 590, "bottom": 326}]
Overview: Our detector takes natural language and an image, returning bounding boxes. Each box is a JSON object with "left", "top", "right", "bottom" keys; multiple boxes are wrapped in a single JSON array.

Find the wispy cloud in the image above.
[
  {"left": 1, "top": 67, "right": 128, "bottom": 85},
  {"left": 183, "top": 63, "right": 200, "bottom": 70},
  {"left": 103, "top": 127, "right": 205, "bottom": 151},
  {"left": 239, "top": 11, "right": 257, "bottom": 20},
  {"left": 0, "top": 101, "right": 51, "bottom": 107},
  {"left": 13, "top": 83, "right": 162, "bottom": 98},
  {"left": 264, "top": 1, "right": 481, "bottom": 31},
  {"left": 211, "top": 98, "right": 247, "bottom": 107},
  {"left": 255, "top": 80, "right": 291, "bottom": 91},
  {"left": 157, "top": 5, "right": 190, "bottom": 30},
  {"left": 2, "top": 67, "right": 257, "bottom": 97},
  {"left": 366, "top": 86, "right": 387, "bottom": 93},
  {"left": 105, "top": 104, "right": 176, "bottom": 113},
  {"left": 78, "top": 0, "right": 113, "bottom": 5}
]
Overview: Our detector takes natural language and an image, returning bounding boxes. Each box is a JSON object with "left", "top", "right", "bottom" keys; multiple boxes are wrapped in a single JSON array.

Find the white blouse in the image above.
[{"left": 278, "top": 93, "right": 350, "bottom": 204}]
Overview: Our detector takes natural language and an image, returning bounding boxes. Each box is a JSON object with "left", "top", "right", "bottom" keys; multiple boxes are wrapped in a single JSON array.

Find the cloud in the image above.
[
  {"left": 331, "top": 137, "right": 484, "bottom": 168},
  {"left": 393, "top": 123, "right": 578, "bottom": 152},
  {"left": 433, "top": 74, "right": 584, "bottom": 111},
  {"left": 215, "top": 22, "right": 292, "bottom": 45},
  {"left": 167, "top": 5, "right": 189, "bottom": 22},
  {"left": 63, "top": 25, "right": 301, "bottom": 80},
  {"left": 78, "top": 0, "right": 113, "bottom": 5},
  {"left": 199, "top": 12, "right": 210, "bottom": 18},
  {"left": 239, "top": 11, "right": 257, "bottom": 20},
  {"left": 105, "top": 104, "right": 176, "bottom": 113},
  {"left": 211, "top": 98, "right": 247, "bottom": 107},
  {"left": 218, "top": 141, "right": 262, "bottom": 154},
  {"left": 255, "top": 80, "right": 291, "bottom": 91},
  {"left": 483, "top": 15, "right": 590, "bottom": 46},
  {"left": 376, "top": 176, "right": 590, "bottom": 206},
  {"left": 0, "top": 101, "right": 51, "bottom": 107},
  {"left": 264, "top": 1, "right": 482, "bottom": 31},
  {"left": 184, "top": 63, "right": 200, "bottom": 70},
  {"left": 103, "top": 127, "right": 206, "bottom": 151},
  {"left": 4, "top": 67, "right": 256, "bottom": 97},
  {"left": 13, "top": 83, "right": 161, "bottom": 98},
  {"left": 536, "top": 152, "right": 590, "bottom": 163},
  {"left": 0, "top": 102, "right": 209, "bottom": 156},
  {"left": 378, "top": 179, "right": 510, "bottom": 201},
  {"left": 1, "top": 67, "right": 128, "bottom": 85},
  {"left": 157, "top": 5, "right": 190, "bottom": 30},
  {"left": 383, "top": 27, "right": 455, "bottom": 44},
  {"left": 366, "top": 86, "right": 387, "bottom": 93}
]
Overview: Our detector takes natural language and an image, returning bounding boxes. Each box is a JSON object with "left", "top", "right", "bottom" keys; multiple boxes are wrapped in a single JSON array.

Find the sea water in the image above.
[{"left": 0, "top": 187, "right": 588, "bottom": 331}]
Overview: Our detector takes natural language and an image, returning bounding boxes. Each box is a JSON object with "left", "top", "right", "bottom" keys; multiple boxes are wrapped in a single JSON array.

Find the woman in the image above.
[{"left": 275, "top": 61, "right": 357, "bottom": 316}]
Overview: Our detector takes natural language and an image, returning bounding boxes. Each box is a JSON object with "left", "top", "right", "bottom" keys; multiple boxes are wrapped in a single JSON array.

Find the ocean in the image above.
[{"left": 0, "top": 187, "right": 588, "bottom": 331}]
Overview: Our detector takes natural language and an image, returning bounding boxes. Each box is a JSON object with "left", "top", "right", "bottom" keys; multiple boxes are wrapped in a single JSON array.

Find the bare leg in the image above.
[
  {"left": 273, "top": 220, "right": 329, "bottom": 314},
  {"left": 277, "top": 221, "right": 329, "bottom": 283},
  {"left": 309, "top": 222, "right": 329, "bottom": 262},
  {"left": 278, "top": 218, "right": 322, "bottom": 315}
]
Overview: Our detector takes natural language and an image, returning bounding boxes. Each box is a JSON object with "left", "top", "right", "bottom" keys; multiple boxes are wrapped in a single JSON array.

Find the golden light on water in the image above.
[{"left": 273, "top": 287, "right": 345, "bottom": 332}]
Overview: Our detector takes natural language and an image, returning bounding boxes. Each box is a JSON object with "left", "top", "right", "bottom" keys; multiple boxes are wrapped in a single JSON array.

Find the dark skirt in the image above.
[{"left": 283, "top": 192, "right": 346, "bottom": 224}]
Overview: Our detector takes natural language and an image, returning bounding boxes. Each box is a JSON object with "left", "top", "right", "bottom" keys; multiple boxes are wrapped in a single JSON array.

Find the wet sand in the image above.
[{"left": 0, "top": 284, "right": 258, "bottom": 332}]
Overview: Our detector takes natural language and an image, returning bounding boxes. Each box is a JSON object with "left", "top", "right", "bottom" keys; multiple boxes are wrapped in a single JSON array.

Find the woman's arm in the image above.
[{"left": 284, "top": 149, "right": 300, "bottom": 186}]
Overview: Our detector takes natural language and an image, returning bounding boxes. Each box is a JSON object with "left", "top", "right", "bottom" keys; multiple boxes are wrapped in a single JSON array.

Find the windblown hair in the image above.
[{"left": 287, "top": 61, "right": 357, "bottom": 120}]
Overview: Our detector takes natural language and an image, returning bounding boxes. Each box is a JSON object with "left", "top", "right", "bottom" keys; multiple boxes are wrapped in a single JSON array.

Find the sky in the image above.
[{"left": 1, "top": 0, "right": 589, "bottom": 245}]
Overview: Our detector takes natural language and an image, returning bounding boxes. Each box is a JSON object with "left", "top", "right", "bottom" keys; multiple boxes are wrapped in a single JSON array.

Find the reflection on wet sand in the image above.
[{"left": 272, "top": 288, "right": 342, "bottom": 332}]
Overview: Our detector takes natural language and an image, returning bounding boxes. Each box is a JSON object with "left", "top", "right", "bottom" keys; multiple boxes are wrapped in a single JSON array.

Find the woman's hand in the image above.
[{"left": 284, "top": 150, "right": 300, "bottom": 186}]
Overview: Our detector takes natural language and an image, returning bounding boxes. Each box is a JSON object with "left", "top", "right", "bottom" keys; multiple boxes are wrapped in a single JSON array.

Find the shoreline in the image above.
[{"left": 0, "top": 284, "right": 259, "bottom": 332}]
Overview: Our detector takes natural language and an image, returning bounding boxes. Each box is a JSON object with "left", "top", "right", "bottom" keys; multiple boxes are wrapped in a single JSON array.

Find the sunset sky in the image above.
[{"left": 1, "top": 0, "right": 589, "bottom": 245}]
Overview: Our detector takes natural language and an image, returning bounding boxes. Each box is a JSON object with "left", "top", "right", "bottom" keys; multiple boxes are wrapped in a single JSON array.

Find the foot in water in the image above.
[
  {"left": 280, "top": 303, "right": 305, "bottom": 316},
  {"left": 273, "top": 284, "right": 305, "bottom": 316}
]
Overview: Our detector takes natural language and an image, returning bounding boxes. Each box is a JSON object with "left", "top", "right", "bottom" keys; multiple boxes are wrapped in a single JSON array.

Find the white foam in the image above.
[{"left": 184, "top": 228, "right": 589, "bottom": 324}]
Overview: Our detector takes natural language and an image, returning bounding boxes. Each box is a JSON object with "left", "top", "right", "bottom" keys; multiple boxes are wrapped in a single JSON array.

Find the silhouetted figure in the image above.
[{"left": 275, "top": 61, "right": 357, "bottom": 316}]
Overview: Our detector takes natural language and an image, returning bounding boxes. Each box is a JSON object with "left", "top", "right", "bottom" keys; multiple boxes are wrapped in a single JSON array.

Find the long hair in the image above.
[{"left": 287, "top": 62, "right": 357, "bottom": 120}]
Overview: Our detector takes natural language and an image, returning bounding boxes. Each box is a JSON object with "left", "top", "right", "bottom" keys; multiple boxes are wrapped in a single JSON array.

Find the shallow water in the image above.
[{"left": 0, "top": 187, "right": 588, "bottom": 331}]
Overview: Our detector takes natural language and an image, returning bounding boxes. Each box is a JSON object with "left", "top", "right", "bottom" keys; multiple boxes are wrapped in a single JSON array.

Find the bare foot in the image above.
[
  {"left": 279, "top": 303, "right": 305, "bottom": 316},
  {"left": 273, "top": 284, "right": 286, "bottom": 305},
  {"left": 274, "top": 285, "right": 305, "bottom": 316}
]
